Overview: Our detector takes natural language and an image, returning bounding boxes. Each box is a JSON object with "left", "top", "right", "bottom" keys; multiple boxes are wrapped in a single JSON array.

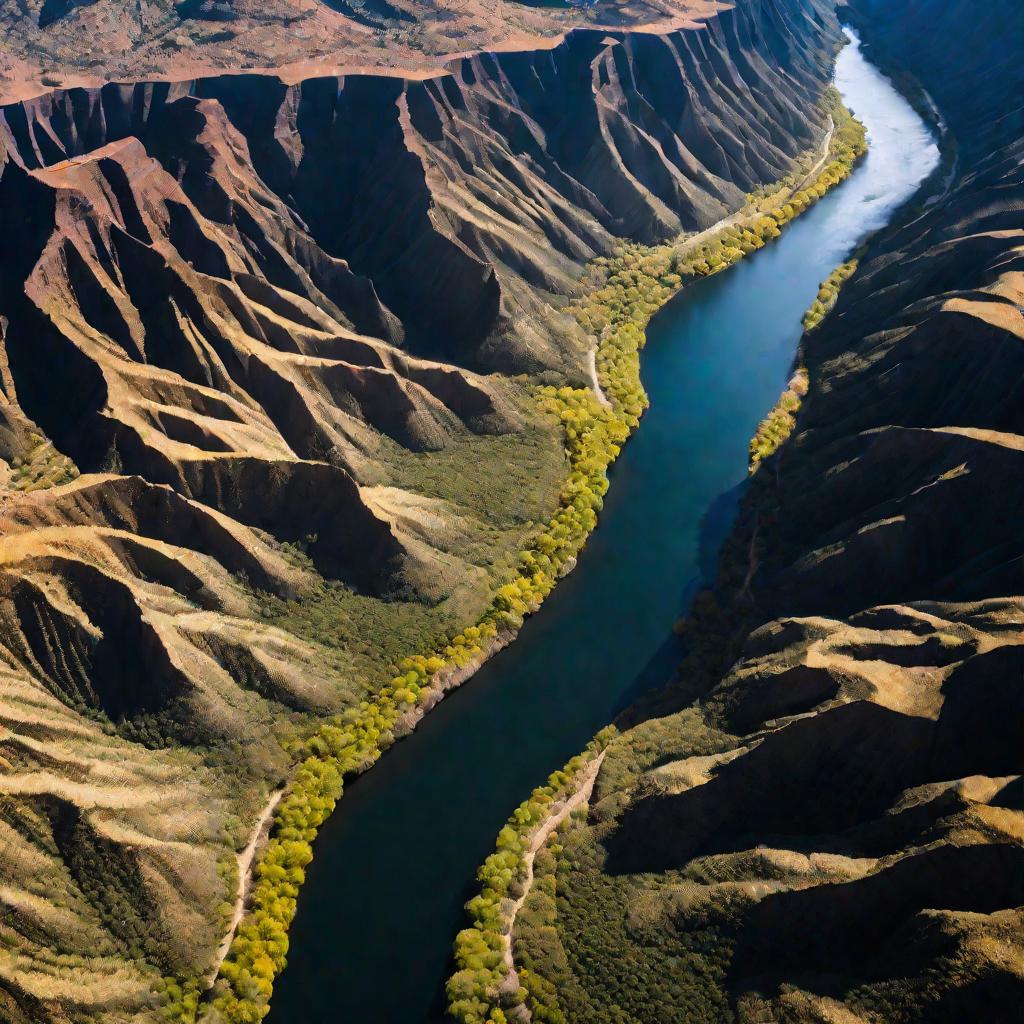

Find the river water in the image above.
[{"left": 267, "top": 31, "right": 939, "bottom": 1024}]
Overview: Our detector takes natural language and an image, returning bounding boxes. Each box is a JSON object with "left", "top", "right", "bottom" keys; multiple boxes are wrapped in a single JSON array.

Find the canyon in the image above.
[
  {"left": 0, "top": 0, "right": 1019, "bottom": 1021},
  {"left": 0, "top": 0, "right": 847, "bottom": 1020},
  {"left": 497, "top": 2, "right": 1024, "bottom": 1024}
]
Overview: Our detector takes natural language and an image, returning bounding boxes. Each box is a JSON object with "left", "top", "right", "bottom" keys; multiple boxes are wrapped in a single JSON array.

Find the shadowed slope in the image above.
[
  {"left": 509, "top": 2, "right": 1024, "bottom": 1021},
  {"left": 0, "top": 1, "right": 847, "bottom": 1019}
]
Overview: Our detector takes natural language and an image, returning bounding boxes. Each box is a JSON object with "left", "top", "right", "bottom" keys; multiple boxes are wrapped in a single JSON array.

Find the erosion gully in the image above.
[{"left": 267, "top": 31, "right": 940, "bottom": 1024}]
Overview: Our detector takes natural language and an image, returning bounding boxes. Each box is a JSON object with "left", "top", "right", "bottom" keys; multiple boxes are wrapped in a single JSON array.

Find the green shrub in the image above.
[
  {"left": 447, "top": 730, "right": 615, "bottom": 1024},
  {"left": 748, "top": 368, "right": 808, "bottom": 472},
  {"left": 802, "top": 257, "right": 859, "bottom": 332},
  {"left": 194, "top": 93, "right": 869, "bottom": 1024}
]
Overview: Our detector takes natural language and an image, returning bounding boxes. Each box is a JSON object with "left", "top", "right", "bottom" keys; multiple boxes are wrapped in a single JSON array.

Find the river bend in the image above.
[{"left": 268, "top": 32, "right": 940, "bottom": 1024}]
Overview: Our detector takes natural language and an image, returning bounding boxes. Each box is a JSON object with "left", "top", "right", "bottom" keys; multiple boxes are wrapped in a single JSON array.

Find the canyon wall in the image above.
[
  {"left": 0, "top": 1, "right": 842, "bottom": 1019},
  {"left": 550, "top": 1, "right": 1024, "bottom": 1022}
]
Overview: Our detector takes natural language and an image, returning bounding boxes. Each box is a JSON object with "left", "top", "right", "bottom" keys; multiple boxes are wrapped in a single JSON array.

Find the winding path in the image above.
[
  {"left": 794, "top": 116, "right": 835, "bottom": 191},
  {"left": 501, "top": 750, "right": 607, "bottom": 974},
  {"left": 207, "top": 787, "right": 286, "bottom": 982},
  {"left": 586, "top": 346, "right": 612, "bottom": 409}
]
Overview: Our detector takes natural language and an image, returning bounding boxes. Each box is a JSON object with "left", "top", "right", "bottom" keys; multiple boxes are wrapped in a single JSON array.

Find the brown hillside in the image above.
[{"left": 0, "top": 0, "right": 842, "bottom": 1018}]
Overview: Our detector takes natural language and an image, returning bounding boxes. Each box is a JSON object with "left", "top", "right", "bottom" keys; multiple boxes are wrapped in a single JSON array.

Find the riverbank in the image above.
[
  {"left": 448, "top": 736, "right": 612, "bottom": 1024},
  {"left": 196, "top": 67, "right": 868, "bottom": 1024},
  {"left": 464, "top": 34, "right": 942, "bottom": 1024}
]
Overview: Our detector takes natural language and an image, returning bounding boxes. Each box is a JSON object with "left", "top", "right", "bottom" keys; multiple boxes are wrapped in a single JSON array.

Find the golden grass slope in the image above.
[{"left": 0, "top": 1, "right": 845, "bottom": 1018}]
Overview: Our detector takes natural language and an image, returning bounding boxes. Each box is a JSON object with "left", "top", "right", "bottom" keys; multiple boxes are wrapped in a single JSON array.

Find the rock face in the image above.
[
  {"left": 603, "top": 601, "right": 1024, "bottom": 1022},
  {"left": 555, "top": 1, "right": 1024, "bottom": 1021},
  {"left": 0, "top": 0, "right": 842, "bottom": 1019},
  {"left": 2, "top": 1, "right": 837, "bottom": 373}
]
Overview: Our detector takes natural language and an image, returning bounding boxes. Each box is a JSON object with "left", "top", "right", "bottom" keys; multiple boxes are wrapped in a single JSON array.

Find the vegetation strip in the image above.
[
  {"left": 167, "top": 91, "right": 867, "bottom": 1024},
  {"left": 447, "top": 733, "right": 614, "bottom": 1024},
  {"left": 748, "top": 367, "right": 809, "bottom": 472},
  {"left": 750, "top": 251, "right": 862, "bottom": 472},
  {"left": 802, "top": 256, "right": 859, "bottom": 332},
  {"left": 445, "top": 91, "right": 867, "bottom": 1024}
]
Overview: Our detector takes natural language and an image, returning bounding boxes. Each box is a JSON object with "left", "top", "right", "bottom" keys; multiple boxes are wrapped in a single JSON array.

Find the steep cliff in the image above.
[
  {"left": 520, "top": 1, "right": 1024, "bottom": 1022},
  {"left": 0, "top": 0, "right": 843, "bottom": 1019}
]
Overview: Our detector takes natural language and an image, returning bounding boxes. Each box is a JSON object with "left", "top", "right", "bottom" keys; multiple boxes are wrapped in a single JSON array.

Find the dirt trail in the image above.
[
  {"left": 207, "top": 786, "right": 286, "bottom": 982},
  {"left": 678, "top": 115, "right": 835, "bottom": 259},
  {"left": 675, "top": 205, "right": 748, "bottom": 258},
  {"left": 502, "top": 750, "right": 607, "bottom": 974},
  {"left": 587, "top": 347, "right": 613, "bottom": 409},
  {"left": 794, "top": 116, "right": 835, "bottom": 191}
]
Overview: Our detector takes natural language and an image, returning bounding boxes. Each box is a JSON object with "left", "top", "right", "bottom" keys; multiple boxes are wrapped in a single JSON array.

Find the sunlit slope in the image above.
[
  {"left": 0, "top": 0, "right": 843, "bottom": 1019},
  {"left": 518, "top": 2, "right": 1024, "bottom": 1021}
]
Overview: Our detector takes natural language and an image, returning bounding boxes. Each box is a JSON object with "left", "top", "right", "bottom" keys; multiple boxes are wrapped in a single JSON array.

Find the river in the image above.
[{"left": 267, "top": 30, "right": 940, "bottom": 1024}]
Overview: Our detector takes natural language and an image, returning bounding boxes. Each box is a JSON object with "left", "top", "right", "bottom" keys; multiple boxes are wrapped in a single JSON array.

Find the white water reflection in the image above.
[{"left": 822, "top": 29, "right": 941, "bottom": 258}]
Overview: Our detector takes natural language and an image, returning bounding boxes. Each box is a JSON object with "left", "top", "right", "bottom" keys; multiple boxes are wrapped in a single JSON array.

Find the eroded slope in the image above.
[
  {"left": 511, "top": 1, "right": 1024, "bottom": 1020},
  {"left": 0, "top": 0, "right": 842, "bottom": 1019}
]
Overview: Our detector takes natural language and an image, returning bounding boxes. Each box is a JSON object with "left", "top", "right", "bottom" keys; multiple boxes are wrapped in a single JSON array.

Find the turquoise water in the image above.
[{"left": 266, "top": 32, "right": 939, "bottom": 1024}]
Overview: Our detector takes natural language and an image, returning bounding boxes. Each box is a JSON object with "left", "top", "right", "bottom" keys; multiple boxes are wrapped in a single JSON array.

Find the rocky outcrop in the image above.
[
  {"left": 0, "top": 1, "right": 845, "bottom": 1020},
  {"left": 602, "top": 602, "right": 1024, "bottom": 1021},
  {"left": 208, "top": 8, "right": 836, "bottom": 371},
  {"left": 555, "top": 2, "right": 1024, "bottom": 1021},
  {"left": 3, "top": 0, "right": 838, "bottom": 372}
]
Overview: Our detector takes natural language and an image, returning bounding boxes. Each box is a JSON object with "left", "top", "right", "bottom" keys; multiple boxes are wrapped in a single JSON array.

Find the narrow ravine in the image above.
[{"left": 267, "top": 33, "right": 940, "bottom": 1024}]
